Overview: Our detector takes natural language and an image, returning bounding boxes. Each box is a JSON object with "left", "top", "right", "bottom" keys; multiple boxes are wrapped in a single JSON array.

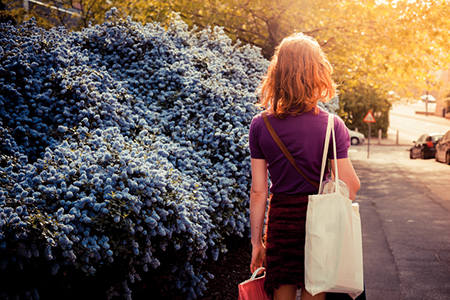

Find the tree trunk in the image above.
[{"left": 263, "top": 18, "right": 280, "bottom": 59}]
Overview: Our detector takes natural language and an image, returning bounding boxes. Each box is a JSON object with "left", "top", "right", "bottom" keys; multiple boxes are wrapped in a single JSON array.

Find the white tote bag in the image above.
[{"left": 304, "top": 114, "right": 364, "bottom": 299}]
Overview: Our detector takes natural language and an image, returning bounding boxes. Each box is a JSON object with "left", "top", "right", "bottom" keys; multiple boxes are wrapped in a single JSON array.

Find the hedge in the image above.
[{"left": 0, "top": 9, "right": 338, "bottom": 299}]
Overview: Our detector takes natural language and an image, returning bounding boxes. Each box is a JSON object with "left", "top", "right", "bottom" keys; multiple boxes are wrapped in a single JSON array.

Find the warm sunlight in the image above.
[{"left": 1, "top": 1, "right": 450, "bottom": 299}]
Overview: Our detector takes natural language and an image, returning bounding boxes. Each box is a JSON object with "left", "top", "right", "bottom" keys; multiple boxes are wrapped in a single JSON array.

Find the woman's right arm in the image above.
[{"left": 250, "top": 158, "right": 268, "bottom": 273}]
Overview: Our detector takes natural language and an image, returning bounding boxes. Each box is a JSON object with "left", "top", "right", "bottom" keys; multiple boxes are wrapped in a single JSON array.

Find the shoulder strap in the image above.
[{"left": 262, "top": 112, "right": 320, "bottom": 190}]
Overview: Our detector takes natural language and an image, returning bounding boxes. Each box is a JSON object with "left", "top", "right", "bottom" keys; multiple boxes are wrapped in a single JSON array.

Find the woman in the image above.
[{"left": 248, "top": 33, "right": 361, "bottom": 300}]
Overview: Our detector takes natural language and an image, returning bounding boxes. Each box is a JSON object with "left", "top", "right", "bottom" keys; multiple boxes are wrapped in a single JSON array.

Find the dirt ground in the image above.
[{"left": 199, "top": 237, "right": 252, "bottom": 300}]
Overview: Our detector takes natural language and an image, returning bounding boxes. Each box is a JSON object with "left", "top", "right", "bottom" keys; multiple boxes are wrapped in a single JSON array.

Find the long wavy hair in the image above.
[{"left": 259, "top": 33, "right": 336, "bottom": 118}]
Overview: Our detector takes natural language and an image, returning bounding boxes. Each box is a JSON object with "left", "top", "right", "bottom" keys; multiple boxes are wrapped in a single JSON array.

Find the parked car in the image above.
[
  {"left": 348, "top": 129, "right": 365, "bottom": 145},
  {"left": 409, "top": 133, "right": 444, "bottom": 159},
  {"left": 435, "top": 130, "right": 450, "bottom": 164}
]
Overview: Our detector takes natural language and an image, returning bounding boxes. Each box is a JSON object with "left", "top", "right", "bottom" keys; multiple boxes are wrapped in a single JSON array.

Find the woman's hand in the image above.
[{"left": 250, "top": 243, "right": 266, "bottom": 274}]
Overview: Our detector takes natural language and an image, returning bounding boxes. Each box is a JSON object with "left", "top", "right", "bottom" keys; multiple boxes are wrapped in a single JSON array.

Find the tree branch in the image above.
[
  {"left": 179, "top": 10, "right": 269, "bottom": 41},
  {"left": 50, "top": 0, "right": 67, "bottom": 28}
]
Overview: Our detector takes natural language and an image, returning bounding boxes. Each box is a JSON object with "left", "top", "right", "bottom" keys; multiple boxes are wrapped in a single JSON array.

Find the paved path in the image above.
[{"left": 350, "top": 144, "right": 450, "bottom": 300}]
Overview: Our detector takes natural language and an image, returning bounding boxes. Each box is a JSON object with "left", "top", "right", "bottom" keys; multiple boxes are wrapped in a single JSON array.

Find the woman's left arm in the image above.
[
  {"left": 249, "top": 158, "right": 268, "bottom": 273},
  {"left": 330, "top": 157, "right": 360, "bottom": 200}
]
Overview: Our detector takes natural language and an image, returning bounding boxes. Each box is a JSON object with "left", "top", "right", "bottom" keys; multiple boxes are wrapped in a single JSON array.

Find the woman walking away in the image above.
[{"left": 248, "top": 33, "right": 361, "bottom": 300}]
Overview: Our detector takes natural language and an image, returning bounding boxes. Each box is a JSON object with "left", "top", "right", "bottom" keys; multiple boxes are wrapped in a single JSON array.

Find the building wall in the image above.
[{"left": 434, "top": 69, "right": 450, "bottom": 117}]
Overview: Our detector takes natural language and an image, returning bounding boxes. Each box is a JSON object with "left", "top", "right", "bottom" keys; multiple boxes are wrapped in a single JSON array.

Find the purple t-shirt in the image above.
[{"left": 249, "top": 107, "right": 350, "bottom": 195}]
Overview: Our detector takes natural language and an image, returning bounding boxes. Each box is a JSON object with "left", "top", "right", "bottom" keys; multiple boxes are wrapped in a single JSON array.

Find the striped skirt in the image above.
[{"left": 264, "top": 193, "right": 309, "bottom": 298}]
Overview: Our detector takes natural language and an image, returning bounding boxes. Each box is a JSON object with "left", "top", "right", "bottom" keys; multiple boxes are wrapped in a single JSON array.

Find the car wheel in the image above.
[
  {"left": 410, "top": 150, "right": 414, "bottom": 159},
  {"left": 446, "top": 152, "right": 450, "bottom": 165},
  {"left": 420, "top": 150, "right": 426, "bottom": 159},
  {"left": 351, "top": 137, "right": 359, "bottom": 146}
]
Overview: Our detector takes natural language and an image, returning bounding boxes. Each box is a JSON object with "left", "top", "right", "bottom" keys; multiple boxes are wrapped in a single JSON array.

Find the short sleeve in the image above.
[
  {"left": 249, "top": 115, "right": 265, "bottom": 159},
  {"left": 329, "top": 115, "right": 350, "bottom": 159}
]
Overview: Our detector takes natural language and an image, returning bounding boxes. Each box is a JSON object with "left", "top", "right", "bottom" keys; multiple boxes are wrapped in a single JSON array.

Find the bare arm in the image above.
[
  {"left": 330, "top": 157, "right": 360, "bottom": 200},
  {"left": 249, "top": 158, "right": 268, "bottom": 273}
]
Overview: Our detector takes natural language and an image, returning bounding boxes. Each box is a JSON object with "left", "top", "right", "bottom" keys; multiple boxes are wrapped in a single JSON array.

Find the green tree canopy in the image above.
[
  {"left": 338, "top": 84, "right": 392, "bottom": 136},
  {"left": 160, "top": 0, "right": 450, "bottom": 96},
  {"left": 5, "top": 0, "right": 450, "bottom": 96}
]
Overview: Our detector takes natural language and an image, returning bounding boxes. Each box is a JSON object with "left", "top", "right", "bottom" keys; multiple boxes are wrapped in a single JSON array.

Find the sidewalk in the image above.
[
  {"left": 349, "top": 144, "right": 450, "bottom": 300},
  {"left": 364, "top": 136, "right": 410, "bottom": 147}
]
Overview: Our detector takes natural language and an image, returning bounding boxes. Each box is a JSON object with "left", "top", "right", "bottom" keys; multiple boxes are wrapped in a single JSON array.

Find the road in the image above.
[
  {"left": 349, "top": 105, "right": 450, "bottom": 300},
  {"left": 388, "top": 102, "right": 450, "bottom": 145}
]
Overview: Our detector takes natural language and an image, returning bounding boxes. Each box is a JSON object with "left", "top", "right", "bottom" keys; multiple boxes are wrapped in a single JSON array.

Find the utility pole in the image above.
[
  {"left": 363, "top": 111, "right": 376, "bottom": 159},
  {"left": 426, "top": 90, "right": 429, "bottom": 116}
]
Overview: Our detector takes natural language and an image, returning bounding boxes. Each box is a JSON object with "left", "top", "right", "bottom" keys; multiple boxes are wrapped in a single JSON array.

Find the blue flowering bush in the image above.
[{"left": 0, "top": 9, "right": 272, "bottom": 299}]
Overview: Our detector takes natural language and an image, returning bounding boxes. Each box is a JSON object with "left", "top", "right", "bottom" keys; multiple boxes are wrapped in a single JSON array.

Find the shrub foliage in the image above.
[{"left": 0, "top": 9, "right": 271, "bottom": 299}]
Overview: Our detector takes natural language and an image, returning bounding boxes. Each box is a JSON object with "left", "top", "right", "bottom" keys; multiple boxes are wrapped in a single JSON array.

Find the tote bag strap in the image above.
[
  {"left": 318, "top": 114, "right": 340, "bottom": 193},
  {"left": 262, "top": 112, "right": 319, "bottom": 190}
]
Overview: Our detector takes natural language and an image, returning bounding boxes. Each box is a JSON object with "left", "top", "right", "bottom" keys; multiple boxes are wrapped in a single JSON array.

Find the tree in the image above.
[
  {"left": 0, "top": 0, "right": 16, "bottom": 25},
  {"left": 6, "top": 0, "right": 450, "bottom": 107},
  {"left": 6, "top": 0, "right": 450, "bottom": 95},
  {"left": 151, "top": 0, "right": 450, "bottom": 130},
  {"left": 2, "top": 0, "right": 112, "bottom": 30},
  {"left": 338, "top": 84, "right": 392, "bottom": 137},
  {"left": 135, "top": 0, "right": 450, "bottom": 97}
]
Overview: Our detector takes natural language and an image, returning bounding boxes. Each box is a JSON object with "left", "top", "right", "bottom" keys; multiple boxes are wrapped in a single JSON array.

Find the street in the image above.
[
  {"left": 349, "top": 104, "right": 450, "bottom": 300},
  {"left": 388, "top": 102, "right": 449, "bottom": 145}
]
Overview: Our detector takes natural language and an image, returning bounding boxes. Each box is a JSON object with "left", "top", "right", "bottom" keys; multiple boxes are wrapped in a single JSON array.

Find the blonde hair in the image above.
[{"left": 259, "top": 33, "right": 336, "bottom": 118}]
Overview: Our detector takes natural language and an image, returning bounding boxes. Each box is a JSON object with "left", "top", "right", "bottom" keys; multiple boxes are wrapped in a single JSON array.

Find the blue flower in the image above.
[{"left": 0, "top": 10, "right": 334, "bottom": 300}]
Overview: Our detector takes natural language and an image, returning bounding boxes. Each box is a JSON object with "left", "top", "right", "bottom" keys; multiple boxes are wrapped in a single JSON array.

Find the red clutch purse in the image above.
[{"left": 238, "top": 267, "right": 269, "bottom": 300}]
